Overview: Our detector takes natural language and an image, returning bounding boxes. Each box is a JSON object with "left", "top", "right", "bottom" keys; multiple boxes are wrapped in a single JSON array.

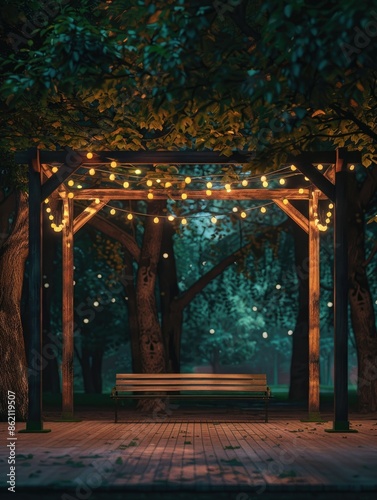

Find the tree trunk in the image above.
[
  {"left": 122, "top": 250, "right": 142, "bottom": 372},
  {"left": 348, "top": 179, "right": 377, "bottom": 412},
  {"left": 0, "top": 192, "right": 29, "bottom": 421},
  {"left": 158, "top": 220, "right": 180, "bottom": 373},
  {"left": 289, "top": 202, "right": 309, "bottom": 402},
  {"left": 136, "top": 201, "right": 167, "bottom": 411}
]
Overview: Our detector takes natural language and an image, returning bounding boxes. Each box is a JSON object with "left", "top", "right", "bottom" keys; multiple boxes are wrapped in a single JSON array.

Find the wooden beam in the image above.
[
  {"left": 68, "top": 188, "right": 312, "bottom": 201},
  {"left": 73, "top": 199, "right": 109, "bottom": 234},
  {"left": 41, "top": 151, "right": 83, "bottom": 200},
  {"left": 308, "top": 190, "right": 321, "bottom": 419},
  {"left": 21, "top": 150, "right": 50, "bottom": 433},
  {"left": 294, "top": 162, "right": 335, "bottom": 201},
  {"left": 62, "top": 197, "right": 75, "bottom": 420},
  {"left": 273, "top": 200, "right": 309, "bottom": 233},
  {"left": 328, "top": 148, "right": 353, "bottom": 432},
  {"left": 287, "top": 151, "right": 362, "bottom": 165}
]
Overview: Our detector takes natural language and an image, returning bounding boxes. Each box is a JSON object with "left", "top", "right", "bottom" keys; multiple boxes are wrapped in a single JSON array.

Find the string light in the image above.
[
  {"left": 329, "top": 203, "right": 334, "bottom": 209},
  {"left": 206, "top": 189, "right": 212, "bottom": 196},
  {"left": 290, "top": 165, "right": 296, "bottom": 171},
  {"left": 240, "top": 211, "right": 247, "bottom": 218},
  {"left": 110, "top": 208, "right": 116, "bottom": 215},
  {"left": 181, "top": 218, "right": 187, "bottom": 225},
  {"left": 44, "top": 199, "right": 49, "bottom": 204},
  {"left": 242, "top": 179, "right": 248, "bottom": 187},
  {"left": 89, "top": 168, "right": 95, "bottom": 175},
  {"left": 67, "top": 192, "right": 74, "bottom": 199},
  {"left": 317, "top": 164, "right": 323, "bottom": 170},
  {"left": 68, "top": 180, "right": 74, "bottom": 187},
  {"left": 135, "top": 169, "right": 142, "bottom": 175},
  {"left": 46, "top": 207, "right": 51, "bottom": 213},
  {"left": 304, "top": 176, "right": 309, "bottom": 181},
  {"left": 163, "top": 253, "right": 169, "bottom": 258},
  {"left": 146, "top": 180, "right": 153, "bottom": 187},
  {"left": 110, "top": 161, "right": 117, "bottom": 168},
  {"left": 298, "top": 188, "right": 304, "bottom": 194},
  {"left": 327, "top": 212, "right": 332, "bottom": 217},
  {"left": 52, "top": 166, "right": 58, "bottom": 173},
  {"left": 156, "top": 178, "right": 161, "bottom": 183},
  {"left": 165, "top": 181, "right": 172, "bottom": 188},
  {"left": 95, "top": 198, "right": 100, "bottom": 204},
  {"left": 168, "top": 215, "right": 175, "bottom": 221},
  {"left": 232, "top": 207, "right": 238, "bottom": 212},
  {"left": 326, "top": 218, "right": 330, "bottom": 223},
  {"left": 206, "top": 182, "right": 213, "bottom": 188},
  {"left": 185, "top": 176, "right": 192, "bottom": 184},
  {"left": 181, "top": 193, "right": 188, "bottom": 200},
  {"left": 211, "top": 216, "right": 217, "bottom": 224},
  {"left": 349, "top": 164, "right": 355, "bottom": 171},
  {"left": 262, "top": 332, "right": 268, "bottom": 339},
  {"left": 123, "top": 181, "right": 129, "bottom": 188},
  {"left": 260, "top": 207, "right": 267, "bottom": 213},
  {"left": 279, "top": 178, "right": 286, "bottom": 185},
  {"left": 153, "top": 217, "right": 159, "bottom": 224},
  {"left": 86, "top": 152, "right": 93, "bottom": 159},
  {"left": 262, "top": 181, "right": 268, "bottom": 187},
  {"left": 109, "top": 173, "right": 115, "bottom": 181},
  {"left": 283, "top": 199, "right": 289, "bottom": 205},
  {"left": 261, "top": 175, "right": 267, "bottom": 182},
  {"left": 225, "top": 183, "right": 231, "bottom": 191},
  {"left": 147, "top": 192, "right": 154, "bottom": 199},
  {"left": 127, "top": 213, "right": 133, "bottom": 220},
  {"left": 48, "top": 215, "right": 54, "bottom": 220}
]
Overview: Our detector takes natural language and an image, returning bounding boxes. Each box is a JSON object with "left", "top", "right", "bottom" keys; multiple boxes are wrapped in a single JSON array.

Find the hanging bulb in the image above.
[
  {"left": 206, "top": 190, "right": 212, "bottom": 196},
  {"left": 95, "top": 198, "right": 100, "bottom": 204},
  {"left": 67, "top": 192, "right": 74, "bottom": 199},
  {"left": 89, "top": 168, "right": 95, "bottom": 176},
  {"left": 153, "top": 217, "right": 159, "bottom": 224},
  {"left": 283, "top": 199, "right": 289, "bottom": 205},
  {"left": 329, "top": 203, "right": 334, "bottom": 209},
  {"left": 48, "top": 215, "right": 54, "bottom": 220},
  {"left": 68, "top": 180, "right": 74, "bottom": 187},
  {"left": 211, "top": 216, "right": 217, "bottom": 224},
  {"left": 242, "top": 179, "right": 248, "bottom": 187},
  {"left": 86, "top": 152, "right": 93, "bottom": 159},
  {"left": 110, "top": 208, "right": 116, "bottom": 215},
  {"left": 298, "top": 188, "right": 304, "bottom": 194},
  {"left": 52, "top": 166, "right": 58, "bottom": 173},
  {"left": 46, "top": 207, "right": 51, "bottom": 213},
  {"left": 127, "top": 213, "right": 133, "bottom": 220},
  {"left": 165, "top": 181, "right": 172, "bottom": 188},
  {"left": 261, "top": 175, "right": 267, "bottom": 182},
  {"left": 349, "top": 164, "right": 355, "bottom": 171},
  {"left": 262, "top": 181, "right": 268, "bottom": 187},
  {"left": 232, "top": 207, "right": 238, "bottom": 212},
  {"left": 123, "top": 181, "right": 129, "bottom": 188},
  {"left": 168, "top": 215, "right": 175, "bottom": 221},
  {"left": 279, "top": 178, "right": 286, "bottom": 185},
  {"left": 147, "top": 192, "right": 154, "bottom": 199},
  {"left": 260, "top": 207, "right": 267, "bottom": 213},
  {"left": 240, "top": 211, "right": 247, "bottom": 218},
  {"left": 181, "top": 218, "right": 188, "bottom": 225},
  {"left": 317, "top": 164, "right": 323, "bottom": 170},
  {"left": 181, "top": 193, "right": 188, "bottom": 200},
  {"left": 290, "top": 165, "right": 296, "bottom": 171},
  {"left": 146, "top": 180, "right": 153, "bottom": 187},
  {"left": 109, "top": 173, "right": 115, "bottom": 181},
  {"left": 44, "top": 199, "right": 49, "bottom": 204},
  {"left": 184, "top": 176, "right": 191, "bottom": 184},
  {"left": 206, "top": 181, "right": 213, "bottom": 189},
  {"left": 110, "top": 161, "right": 117, "bottom": 168},
  {"left": 327, "top": 211, "right": 332, "bottom": 217},
  {"left": 225, "top": 183, "right": 231, "bottom": 191}
]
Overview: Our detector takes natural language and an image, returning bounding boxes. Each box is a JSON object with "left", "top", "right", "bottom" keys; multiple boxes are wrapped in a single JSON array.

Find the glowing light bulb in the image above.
[
  {"left": 109, "top": 173, "right": 115, "bottom": 181},
  {"left": 127, "top": 213, "right": 133, "bottom": 220},
  {"left": 327, "top": 302, "right": 333, "bottom": 307},
  {"left": 211, "top": 216, "right": 217, "bottom": 224},
  {"left": 110, "top": 208, "right": 116, "bottom": 215},
  {"left": 153, "top": 217, "right": 159, "bottom": 224},
  {"left": 206, "top": 190, "right": 212, "bottom": 196},
  {"left": 95, "top": 198, "right": 100, "bottom": 204},
  {"left": 146, "top": 180, "right": 153, "bottom": 187},
  {"left": 261, "top": 175, "right": 267, "bottom": 182},
  {"left": 68, "top": 180, "right": 74, "bottom": 187},
  {"left": 165, "top": 181, "right": 172, "bottom": 188},
  {"left": 329, "top": 203, "right": 334, "bottom": 209},
  {"left": 242, "top": 179, "right": 248, "bottom": 187},
  {"left": 283, "top": 198, "right": 289, "bottom": 205},
  {"left": 110, "top": 161, "right": 117, "bottom": 168},
  {"left": 168, "top": 215, "right": 175, "bottom": 221},
  {"left": 209, "top": 329, "right": 215, "bottom": 334},
  {"left": 349, "top": 164, "right": 355, "bottom": 171},
  {"left": 51, "top": 223, "right": 56, "bottom": 228},
  {"left": 44, "top": 199, "right": 49, "bottom": 204},
  {"left": 89, "top": 168, "right": 95, "bottom": 175},
  {"left": 262, "top": 181, "right": 268, "bottom": 187},
  {"left": 262, "top": 332, "right": 268, "bottom": 339},
  {"left": 232, "top": 207, "right": 238, "bottom": 212},
  {"left": 156, "top": 178, "right": 161, "bottom": 183},
  {"left": 240, "top": 211, "right": 247, "bottom": 218},
  {"left": 290, "top": 165, "right": 296, "bottom": 171},
  {"left": 163, "top": 253, "right": 169, "bottom": 259},
  {"left": 304, "top": 177, "right": 309, "bottom": 181},
  {"left": 181, "top": 218, "right": 187, "bottom": 225},
  {"left": 279, "top": 178, "right": 286, "bottom": 185},
  {"left": 299, "top": 188, "right": 304, "bottom": 194},
  {"left": 46, "top": 207, "right": 51, "bottom": 213},
  {"left": 181, "top": 193, "right": 188, "bottom": 200},
  {"left": 52, "top": 166, "right": 58, "bottom": 173},
  {"left": 276, "top": 284, "right": 281, "bottom": 289},
  {"left": 225, "top": 183, "right": 231, "bottom": 191},
  {"left": 260, "top": 207, "right": 267, "bottom": 213},
  {"left": 147, "top": 193, "right": 154, "bottom": 199},
  {"left": 184, "top": 176, "right": 191, "bottom": 184},
  {"left": 326, "top": 218, "right": 330, "bottom": 223},
  {"left": 317, "top": 164, "right": 324, "bottom": 170},
  {"left": 67, "top": 192, "right": 74, "bottom": 199},
  {"left": 135, "top": 169, "right": 142, "bottom": 175},
  {"left": 288, "top": 330, "right": 293, "bottom": 335},
  {"left": 207, "top": 182, "right": 213, "bottom": 188},
  {"left": 48, "top": 215, "right": 54, "bottom": 220},
  {"left": 252, "top": 306, "right": 257, "bottom": 311},
  {"left": 86, "top": 152, "right": 93, "bottom": 159},
  {"left": 123, "top": 181, "right": 129, "bottom": 188},
  {"left": 327, "top": 211, "right": 332, "bottom": 217}
]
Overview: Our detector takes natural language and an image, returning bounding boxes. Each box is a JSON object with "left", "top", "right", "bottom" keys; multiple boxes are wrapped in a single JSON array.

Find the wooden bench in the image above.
[{"left": 110, "top": 373, "right": 271, "bottom": 423}]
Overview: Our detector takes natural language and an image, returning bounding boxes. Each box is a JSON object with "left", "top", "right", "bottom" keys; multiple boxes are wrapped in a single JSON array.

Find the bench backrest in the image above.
[{"left": 114, "top": 373, "right": 268, "bottom": 392}]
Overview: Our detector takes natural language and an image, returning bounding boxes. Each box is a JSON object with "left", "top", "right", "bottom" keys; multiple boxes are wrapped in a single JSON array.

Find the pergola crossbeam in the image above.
[
  {"left": 273, "top": 199, "right": 309, "bottom": 233},
  {"left": 73, "top": 199, "right": 110, "bottom": 234}
]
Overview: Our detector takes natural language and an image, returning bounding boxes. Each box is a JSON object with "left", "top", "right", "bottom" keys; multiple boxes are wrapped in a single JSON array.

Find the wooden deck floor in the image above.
[{"left": 1, "top": 406, "right": 377, "bottom": 499}]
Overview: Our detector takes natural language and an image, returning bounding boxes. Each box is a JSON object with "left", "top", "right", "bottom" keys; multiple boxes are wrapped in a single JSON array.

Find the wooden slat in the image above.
[
  {"left": 115, "top": 379, "right": 266, "bottom": 386},
  {"left": 116, "top": 373, "right": 267, "bottom": 379},
  {"left": 114, "top": 385, "right": 268, "bottom": 392}
]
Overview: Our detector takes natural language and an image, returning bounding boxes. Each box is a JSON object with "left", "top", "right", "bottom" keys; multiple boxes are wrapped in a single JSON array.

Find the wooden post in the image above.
[
  {"left": 61, "top": 197, "right": 77, "bottom": 420},
  {"left": 326, "top": 149, "right": 356, "bottom": 432},
  {"left": 20, "top": 149, "right": 50, "bottom": 433},
  {"left": 308, "top": 189, "right": 321, "bottom": 420}
]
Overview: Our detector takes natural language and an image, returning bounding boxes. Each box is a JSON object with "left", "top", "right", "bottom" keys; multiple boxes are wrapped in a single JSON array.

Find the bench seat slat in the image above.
[
  {"left": 116, "top": 373, "right": 267, "bottom": 379},
  {"left": 115, "top": 385, "right": 268, "bottom": 392}
]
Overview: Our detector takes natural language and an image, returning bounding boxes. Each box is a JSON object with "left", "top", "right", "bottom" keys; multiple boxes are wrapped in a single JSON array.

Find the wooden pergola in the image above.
[{"left": 15, "top": 147, "right": 361, "bottom": 433}]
